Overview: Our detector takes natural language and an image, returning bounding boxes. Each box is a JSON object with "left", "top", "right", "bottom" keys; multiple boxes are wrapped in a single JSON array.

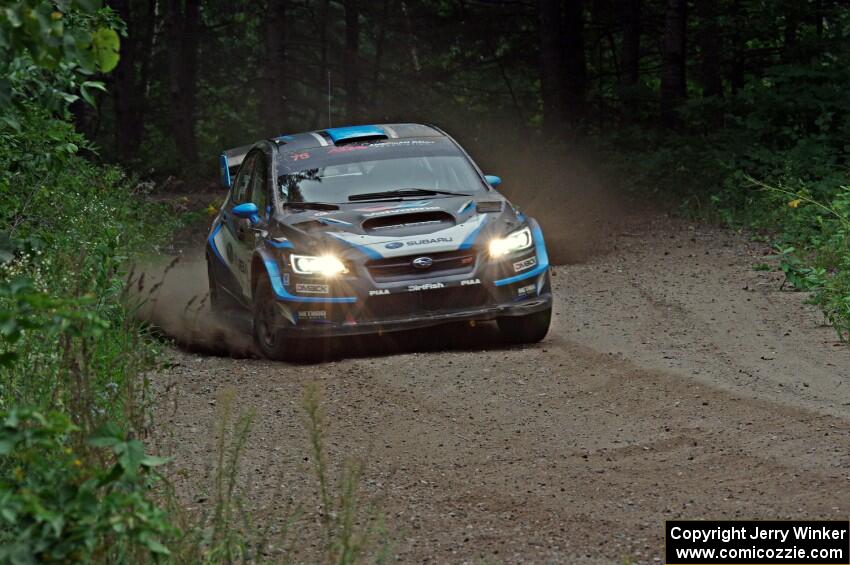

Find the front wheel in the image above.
[
  {"left": 252, "top": 276, "right": 290, "bottom": 360},
  {"left": 252, "top": 277, "right": 316, "bottom": 362},
  {"left": 498, "top": 306, "right": 551, "bottom": 344}
]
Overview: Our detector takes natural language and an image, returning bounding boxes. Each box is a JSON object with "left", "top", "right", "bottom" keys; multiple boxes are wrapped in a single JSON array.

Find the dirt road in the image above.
[{"left": 152, "top": 212, "right": 850, "bottom": 564}]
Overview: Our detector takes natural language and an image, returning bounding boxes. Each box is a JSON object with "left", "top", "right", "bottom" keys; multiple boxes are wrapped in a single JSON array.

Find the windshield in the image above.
[{"left": 276, "top": 138, "right": 486, "bottom": 204}]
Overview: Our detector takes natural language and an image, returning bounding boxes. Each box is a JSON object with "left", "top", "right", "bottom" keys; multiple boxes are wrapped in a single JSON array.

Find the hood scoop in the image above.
[
  {"left": 476, "top": 201, "right": 503, "bottom": 213},
  {"left": 362, "top": 211, "right": 455, "bottom": 236},
  {"left": 293, "top": 219, "right": 328, "bottom": 232}
]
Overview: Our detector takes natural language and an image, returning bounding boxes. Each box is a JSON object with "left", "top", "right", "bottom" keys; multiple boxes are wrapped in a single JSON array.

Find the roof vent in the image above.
[{"left": 325, "top": 125, "right": 388, "bottom": 144}]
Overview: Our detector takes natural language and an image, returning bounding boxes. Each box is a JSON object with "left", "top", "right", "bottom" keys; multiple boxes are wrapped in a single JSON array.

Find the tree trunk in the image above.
[
  {"left": 815, "top": 0, "right": 823, "bottom": 42},
  {"left": 782, "top": 1, "right": 799, "bottom": 61},
  {"left": 537, "top": 0, "right": 563, "bottom": 134},
  {"left": 660, "top": 0, "right": 686, "bottom": 128},
  {"left": 110, "top": 0, "right": 148, "bottom": 160},
  {"left": 728, "top": 0, "right": 745, "bottom": 93},
  {"left": 399, "top": 1, "right": 421, "bottom": 73},
  {"left": 620, "top": 0, "right": 640, "bottom": 89},
  {"left": 313, "top": 0, "right": 331, "bottom": 129},
  {"left": 371, "top": 0, "right": 393, "bottom": 115},
  {"left": 262, "top": 0, "right": 288, "bottom": 135},
  {"left": 344, "top": 0, "right": 361, "bottom": 124},
  {"left": 167, "top": 0, "right": 200, "bottom": 165},
  {"left": 561, "top": 0, "right": 587, "bottom": 125},
  {"left": 697, "top": 0, "right": 722, "bottom": 98}
]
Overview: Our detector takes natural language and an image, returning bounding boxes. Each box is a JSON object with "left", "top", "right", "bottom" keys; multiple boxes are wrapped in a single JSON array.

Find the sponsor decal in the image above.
[
  {"left": 404, "top": 236, "right": 454, "bottom": 246},
  {"left": 289, "top": 152, "right": 310, "bottom": 161},
  {"left": 513, "top": 256, "right": 538, "bottom": 273},
  {"left": 327, "top": 145, "right": 369, "bottom": 154},
  {"left": 369, "top": 289, "right": 390, "bottom": 296},
  {"left": 371, "top": 219, "right": 443, "bottom": 230},
  {"left": 299, "top": 310, "right": 327, "bottom": 320},
  {"left": 378, "top": 140, "right": 435, "bottom": 147},
  {"left": 407, "top": 282, "right": 445, "bottom": 292},
  {"left": 296, "top": 283, "right": 329, "bottom": 294},
  {"left": 282, "top": 273, "right": 290, "bottom": 286},
  {"left": 517, "top": 283, "right": 536, "bottom": 298},
  {"left": 356, "top": 200, "right": 432, "bottom": 214},
  {"left": 361, "top": 205, "right": 440, "bottom": 217},
  {"left": 460, "top": 278, "right": 481, "bottom": 286},
  {"left": 328, "top": 140, "right": 435, "bottom": 155},
  {"left": 385, "top": 241, "right": 403, "bottom": 249}
]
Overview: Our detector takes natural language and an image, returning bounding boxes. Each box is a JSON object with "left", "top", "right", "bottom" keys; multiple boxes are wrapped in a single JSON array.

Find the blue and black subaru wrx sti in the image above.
[{"left": 207, "top": 123, "right": 552, "bottom": 360}]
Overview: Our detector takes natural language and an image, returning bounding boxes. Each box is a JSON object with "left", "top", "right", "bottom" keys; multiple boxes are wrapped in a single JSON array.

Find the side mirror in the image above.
[
  {"left": 232, "top": 202, "right": 260, "bottom": 224},
  {"left": 485, "top": 175, "right": 502, "bottom": 187}
]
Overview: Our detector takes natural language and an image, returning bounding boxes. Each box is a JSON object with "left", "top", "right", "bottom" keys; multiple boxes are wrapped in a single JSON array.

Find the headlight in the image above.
[
  {"left": 489, "top": 226, "right": 533, "bottom": 257},
  {"left": 290, "top": 254, "right": 347, "bottom": 276}
]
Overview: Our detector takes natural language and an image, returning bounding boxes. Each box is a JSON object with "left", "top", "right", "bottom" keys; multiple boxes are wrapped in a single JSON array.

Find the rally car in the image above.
[{"left": 207, "top": 123, "right": 552, "bottom": 360}]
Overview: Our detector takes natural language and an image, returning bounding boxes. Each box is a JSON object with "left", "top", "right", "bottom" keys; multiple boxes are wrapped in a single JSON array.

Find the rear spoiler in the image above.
[{"left": 218, "top": 144, "right": 253, "bottom": 188}]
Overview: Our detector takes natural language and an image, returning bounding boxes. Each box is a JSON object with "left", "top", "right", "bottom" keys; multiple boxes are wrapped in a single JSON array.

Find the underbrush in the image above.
[
  {"left": 0, "top": 106, "right": 177, "bottom": 416},
  {"left": 597, "top": 60, "right": 850, "bottom": 342},
  {"left": 0, "top": 107, "right": 384, "bottom": 561},
  {"left": 0, "top": 103, "right": 181, "bottom": 560}
]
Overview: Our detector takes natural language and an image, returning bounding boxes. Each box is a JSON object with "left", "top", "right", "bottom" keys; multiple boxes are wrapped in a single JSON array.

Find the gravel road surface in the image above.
[{"left": 152, "top": 212, "right": 850, "bottom": 564}]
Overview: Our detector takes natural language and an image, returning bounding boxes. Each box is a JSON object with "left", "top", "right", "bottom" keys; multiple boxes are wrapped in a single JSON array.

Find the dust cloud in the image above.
[
  {"left": 132, "top": 256, "right": 257, "bottom": 357},
  {"left": 453, "top": 123, "right": 629, "bottom": 265}
]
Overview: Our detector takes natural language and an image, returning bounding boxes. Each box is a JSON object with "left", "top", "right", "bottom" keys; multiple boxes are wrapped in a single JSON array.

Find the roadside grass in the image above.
[{"left": 161, "top": 384, "right": 387, "bottom": 564}]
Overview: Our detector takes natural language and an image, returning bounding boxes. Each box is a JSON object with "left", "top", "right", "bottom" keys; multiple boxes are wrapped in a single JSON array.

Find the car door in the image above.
[
  {"left": 243, "top": 152, "right": 271, "bottom": 296},
  {"left": 220, "top": 152, "right": 257, "bottom": 297}
]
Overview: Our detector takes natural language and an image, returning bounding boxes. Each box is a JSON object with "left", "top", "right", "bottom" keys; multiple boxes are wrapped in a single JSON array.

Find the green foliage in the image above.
[
  {"left": 600, "top": 54, "right": 850, "bottom": 342},
  {"left": 89, "top": 26, "right": 119, "bottom": 72},
  {"left": 0, "top": 105, "right": 178, "bottom": 416},
  {"left": 0, "top": 277, "right": 107, "bottom": 368},
  {"left": 764, "top": 184, "right": 850, "bottom": 341},
  {"left": 0, "top": 0, "right": 118, "bottom": 72},
  {"left": 0, "top": 0, "right": 121, "bottom": 112},
  {"left": 0, "top": 3, "right": 185, "bottom": 563},
  {"left": 0, "top": 408, "right": 174, "bottom": 563},
  {"left": 0, "top": 105, "right": 180, "bottom": 561}
]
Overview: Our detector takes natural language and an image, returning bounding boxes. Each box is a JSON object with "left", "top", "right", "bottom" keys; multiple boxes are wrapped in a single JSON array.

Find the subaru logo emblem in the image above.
[
  {"left": 412, "top": 256, "right": 433, "bottom": 269},
  {"left": 385, "top": 241, "right": 403, "bottom": 249}
]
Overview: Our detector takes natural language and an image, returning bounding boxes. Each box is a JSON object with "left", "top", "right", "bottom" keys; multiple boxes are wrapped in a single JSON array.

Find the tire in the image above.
[
  {"left": 498, "top": 306, "right": 552, "bottom": 344},
  {"left": 252, "top": 276, "right": 289, "bottom": 360},
  {"left": 252, "top": 276, "right": 316, "bottom": 362}
]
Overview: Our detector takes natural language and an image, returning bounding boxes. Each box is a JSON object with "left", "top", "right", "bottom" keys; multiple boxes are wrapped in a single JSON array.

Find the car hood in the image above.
[{"left": 271, "top": 195, "right": 522, "bottom": 258}]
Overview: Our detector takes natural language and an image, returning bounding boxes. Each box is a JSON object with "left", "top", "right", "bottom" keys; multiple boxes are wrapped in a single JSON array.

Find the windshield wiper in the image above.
[
  {"left": 283, "top": 201, "right": 340, "bottom": 211},
  {"left": 348, "top": 188, "right": 471, "bottom": 201}
]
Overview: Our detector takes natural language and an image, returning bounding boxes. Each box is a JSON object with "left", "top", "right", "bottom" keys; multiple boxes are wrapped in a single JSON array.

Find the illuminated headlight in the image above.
[
  {"left": 290, "top": 254, "right": 347, "bottom": 276},
  {"left": 489, "top": 226, "right": 533, "bottom": 257}
]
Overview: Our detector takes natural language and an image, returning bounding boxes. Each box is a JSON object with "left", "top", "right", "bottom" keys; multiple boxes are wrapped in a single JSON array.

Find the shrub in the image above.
[{"left": 0, "top": 408, "right": 174, "bottom": 563}]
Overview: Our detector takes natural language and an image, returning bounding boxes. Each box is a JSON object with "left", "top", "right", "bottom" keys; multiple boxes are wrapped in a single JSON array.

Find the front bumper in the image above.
[
  {"left": 262, "top": 227, "right": 552, "bottom": 338},
  {"left": 272, "top": 292, "right": 551, "bottom": 337}
]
